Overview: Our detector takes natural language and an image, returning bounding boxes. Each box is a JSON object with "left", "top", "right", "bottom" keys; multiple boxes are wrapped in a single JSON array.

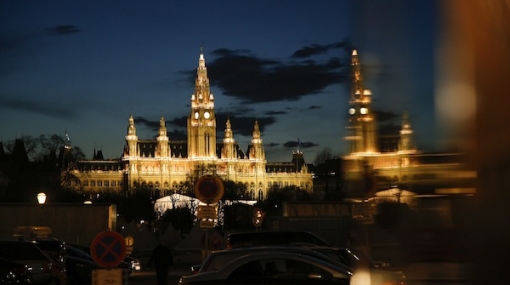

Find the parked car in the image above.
[
  {"left": 192, "top": 245, "right": 405, "bottom": 284},
  {"left": 124, "top": 255, "right": 142, "bottom": 271},
  {"left": 180, "top": 251, "right": 352, "bottom": 285},
  {"left": 192, "top": 246, "right": 352, "bottom": 274},
  {"left": 0, "top": 240, "right": 57, "bottom": 285},
  {"left": 61, "top": 245, "right": 97, "bottom": 285},
  {"left": 304, "top": 246, "right": 392, "bottom": 269},
  {"left": 0, "top": 257, "right": 32, "bottom": 285},
  {"left": 225, "top": 231, "right": 331, "bottom": 249},
  {"left": 302, "top": 246, "right": 406, "bottom": 285},
  {"left": 33, "top": 239, "right": 68, "bottom": 285}
]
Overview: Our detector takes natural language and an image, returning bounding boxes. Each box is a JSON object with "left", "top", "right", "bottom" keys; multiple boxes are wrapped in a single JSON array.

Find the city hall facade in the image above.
[{"left": 65, "top": 50, "right": 312, "bottom": 200}]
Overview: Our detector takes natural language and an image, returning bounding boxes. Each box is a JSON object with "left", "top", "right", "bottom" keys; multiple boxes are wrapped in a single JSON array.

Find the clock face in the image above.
[
  {"left": 360, "top": 107, "right": 368, "bottom": 115},
  {"left": 204, "top": 111, "right": 210, "bottom": 119},
  {"left": 349, "top": 108, "right": 355, "bottom": 115},
  {"left": 194, "top": 112, "right": 199, "bottom": 119}
]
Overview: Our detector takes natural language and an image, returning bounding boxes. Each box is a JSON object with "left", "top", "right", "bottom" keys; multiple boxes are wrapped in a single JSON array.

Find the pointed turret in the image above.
[
  {"left": 125, "top": 114, "right": 138, "bottom": 156},
  {"left": 221, "top": 118, "right": 237, "bottom": 159},
  {"left": 157, "top": 116, "right": 169, "bottom": 157},
  {"left": 249, "top": 120, "right": 265, "bottom": 160},
  {"left": 398, "top": 111, "right": 416, "bottom": 153}
]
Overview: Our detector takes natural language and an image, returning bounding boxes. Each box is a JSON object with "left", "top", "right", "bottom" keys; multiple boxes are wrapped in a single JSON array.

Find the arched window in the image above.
[{"left": 258, "top": 189, "right": 264, "bottom": 200}]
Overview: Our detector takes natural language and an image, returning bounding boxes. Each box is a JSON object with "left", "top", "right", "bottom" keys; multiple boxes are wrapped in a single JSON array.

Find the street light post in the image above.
[{"left": 36, "top": 192, "right": 46, "bottom": 226}]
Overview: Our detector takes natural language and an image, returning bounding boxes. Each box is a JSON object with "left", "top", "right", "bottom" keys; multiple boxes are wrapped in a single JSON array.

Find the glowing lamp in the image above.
[{"left": 37, "top": 192, "right": 47, "bottom": 204}]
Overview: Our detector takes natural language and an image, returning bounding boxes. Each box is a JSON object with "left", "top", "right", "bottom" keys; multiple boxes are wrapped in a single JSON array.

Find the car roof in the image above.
[
  {"left": 202, "top": 245, "right": 351, "bottom": 271},
  {"left": 185, "top": 251, "right": 353, "bottom": 283}
]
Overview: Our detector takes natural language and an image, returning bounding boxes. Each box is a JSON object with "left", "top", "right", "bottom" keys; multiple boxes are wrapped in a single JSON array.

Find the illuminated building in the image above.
[
  {"left": 65, "top": 49, "right": 312, "bottom": 199},
  {"left": 342, "top": 50, "right": 476, "bottom": 198}
]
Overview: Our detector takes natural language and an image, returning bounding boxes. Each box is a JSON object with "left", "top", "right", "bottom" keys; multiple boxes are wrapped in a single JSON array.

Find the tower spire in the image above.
[
  {"left": 345, "top": 50, "right": 378, "bottom": 154},
  {"left": 221, "top": 118, "right": 237, "bottom": 159},
  {"left": 188, "top": 46, "right": 217, "bottom": 159},
  {"left": 157, "top": 116, "right": 169, "bottom": 157},
  {"left": 249, "top": 120, "right": 265, "bottom": 160},
  {"left": 125, "top": 114, "right": 138, "bottom": 157},
  {"left": 398, "top": 111, "right": 416, "bottom": 154}
]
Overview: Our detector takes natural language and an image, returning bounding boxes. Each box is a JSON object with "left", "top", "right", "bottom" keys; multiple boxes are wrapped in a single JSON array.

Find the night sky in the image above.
[{"left": 1, "top": 0, "right": 440, "bottom": 162}]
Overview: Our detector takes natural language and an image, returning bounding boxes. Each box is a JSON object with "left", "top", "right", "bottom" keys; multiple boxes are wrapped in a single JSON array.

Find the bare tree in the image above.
[{"left": 314, "top": 147, "right": 333, "bottom": 165}]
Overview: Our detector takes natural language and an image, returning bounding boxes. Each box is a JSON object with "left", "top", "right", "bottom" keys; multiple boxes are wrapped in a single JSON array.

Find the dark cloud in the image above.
[
  {"left": 266, "top": 142, "right": 279, "bottom": 148},
  {"left": 214, "top": 113, "right": 277, "bottom": 137},
  {"left": 0, "top": 96, "right": 76, "bottom": 119},
  {"left": 308, "top": 105, "right": 321, "bottom": 110},
  {"left": 142, "top": 113, "right": 277, "bottom": 139},
  {"left": 265, "top": 110, "right": 287, "bottom": 115},
  {"left": 283, "top": 140, "right": 318, "bottom": 149},
  {"left": 290, "top": 41, "right": 351, "bottom": 58},
  {"left": 199, "top": 44, "right": 349, "bottom": 104},
  {"left": 0, "top": 26, "right": 79, "bottom": 76},
  {"left": 167, "top": 129, "right": 186, "bottom": 140},
  {"left": 167, "top": 116, "right": 187, "bottom": 128},
  {"left": 45, "top": 25, "right": 81, "bottom": 36},
  {"left": 134, "top": 116, "right": 159, "bottom": 130}
]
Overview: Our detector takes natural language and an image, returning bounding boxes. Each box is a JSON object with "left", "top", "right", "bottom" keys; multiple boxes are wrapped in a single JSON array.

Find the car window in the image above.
[
  {"left": 229, "top": 260, "right": 265, "bottom": 279},
  {"left": 35, "top": 240, "right": 65, "bottom": 263},
  {"left": 65, "top": 246, "right": 92, "bottom": 260},
  {"left": 229, "top": 257, "right": 334, "bottom": 282}
]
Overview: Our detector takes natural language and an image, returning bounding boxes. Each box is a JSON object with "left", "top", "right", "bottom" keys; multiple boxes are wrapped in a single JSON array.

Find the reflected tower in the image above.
[{"left": 345, "top": 50, "right": 378, "bottom": 154}]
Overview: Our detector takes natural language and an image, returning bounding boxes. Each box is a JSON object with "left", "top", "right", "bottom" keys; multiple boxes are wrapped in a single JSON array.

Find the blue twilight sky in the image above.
[{"left": 0, "top": 0, "right": 440, "bottom": 162}]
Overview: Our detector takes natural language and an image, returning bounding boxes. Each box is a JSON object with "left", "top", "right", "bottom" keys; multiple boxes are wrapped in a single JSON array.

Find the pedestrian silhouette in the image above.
[{"left": 147, "top": 242, "right": 174, "bottom": 285}]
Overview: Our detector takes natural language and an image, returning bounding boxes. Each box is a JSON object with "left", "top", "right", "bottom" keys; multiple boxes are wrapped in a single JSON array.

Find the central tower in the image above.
[
  {"left": 187, "top": 47, "right": 217, "bottom": 159},
  {"left": 345, "top": 50, "right": 378, "bottom": 154}
]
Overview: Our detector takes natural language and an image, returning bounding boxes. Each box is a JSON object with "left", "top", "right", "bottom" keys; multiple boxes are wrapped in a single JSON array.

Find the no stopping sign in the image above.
[
  {"left": 194, "top": 175, "right": 224, "bottom": 204},
  {"left": 90, "top": 230, "right": 127, "bottom": 268}
]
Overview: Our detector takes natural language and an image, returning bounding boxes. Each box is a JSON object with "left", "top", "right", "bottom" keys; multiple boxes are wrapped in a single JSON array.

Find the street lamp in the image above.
[{"left": 37, "top": 192, "right": 47, "bottom": 204}]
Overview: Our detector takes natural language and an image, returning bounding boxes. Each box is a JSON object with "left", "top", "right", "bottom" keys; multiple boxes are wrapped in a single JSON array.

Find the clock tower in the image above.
[
  {"left": 345, "top": 50, "right": 378, "bottom": 154},
  {"left": 187, "top": 47, "right": 217, "bottom": 159}
]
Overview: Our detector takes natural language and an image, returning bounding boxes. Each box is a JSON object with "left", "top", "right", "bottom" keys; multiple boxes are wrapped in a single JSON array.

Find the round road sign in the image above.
[
  {"left": 194, "top": 175, "right": 224, "bottom": 204},
  {"left": 90, "top": 230, "right": 127, "bottom": 268}
]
